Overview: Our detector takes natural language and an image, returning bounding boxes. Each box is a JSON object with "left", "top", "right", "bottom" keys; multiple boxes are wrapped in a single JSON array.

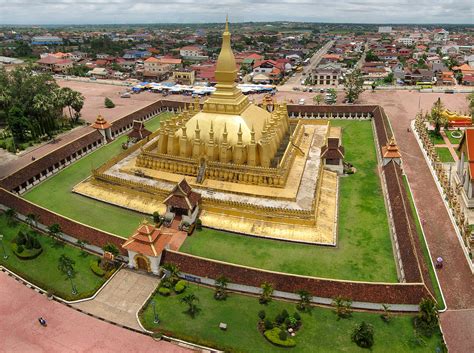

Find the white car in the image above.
[{"left": 299, "top": 99, "right": 305, "bottom": 105}]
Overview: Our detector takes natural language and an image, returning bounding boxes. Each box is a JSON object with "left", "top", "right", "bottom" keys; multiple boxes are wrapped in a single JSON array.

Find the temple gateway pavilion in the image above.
[{"left": 74, "top": 18, "right": 339, "bottom": 245}]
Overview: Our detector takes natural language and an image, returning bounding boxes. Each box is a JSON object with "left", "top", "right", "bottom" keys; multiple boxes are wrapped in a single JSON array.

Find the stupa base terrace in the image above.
[{"left": 73, "top": 120, "right": 338, "bottom": 245}]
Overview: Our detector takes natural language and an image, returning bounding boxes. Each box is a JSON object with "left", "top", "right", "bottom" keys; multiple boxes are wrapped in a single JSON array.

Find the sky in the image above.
[{"left": 0, "top": 0, "right": 472, "bottom": 25}]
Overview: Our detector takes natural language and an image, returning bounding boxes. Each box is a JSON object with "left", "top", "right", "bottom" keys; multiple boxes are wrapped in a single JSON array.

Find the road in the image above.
[{"left": 280, "top": 40, "right": 334, "bottom": 90}]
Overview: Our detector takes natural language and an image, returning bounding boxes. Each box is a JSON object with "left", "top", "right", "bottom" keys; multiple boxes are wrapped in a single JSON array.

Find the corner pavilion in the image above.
[{"left": 74, "top": 18, "right": 340, "bottom": 245}]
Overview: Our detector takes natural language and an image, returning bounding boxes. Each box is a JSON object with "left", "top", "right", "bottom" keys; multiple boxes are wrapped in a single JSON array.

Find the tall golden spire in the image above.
[{"left": 215, "top": 16, "right": 237, "bottom": 83}]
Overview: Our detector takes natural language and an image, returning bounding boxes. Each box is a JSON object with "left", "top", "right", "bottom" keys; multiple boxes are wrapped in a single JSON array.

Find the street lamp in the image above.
[
  {"left": 0, "top": 234, "right": 8, "bottom": 260},
  {"left": 152, "top": 300, "right": 160, "bottom": 324},
  {"left": 67, "top": 270, "right": 77, "bottom": 295}
]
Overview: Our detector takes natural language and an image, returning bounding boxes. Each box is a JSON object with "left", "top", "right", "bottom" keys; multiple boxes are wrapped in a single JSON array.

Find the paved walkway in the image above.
[
  {"left": 360, "top": 90, "right": 474, "bottom": 353},
  {"left": 73, "top": 268, "right": 159, "bottom": 331},
  {"left": 0, "top": 271, "right": 190, "bottom": 353}
]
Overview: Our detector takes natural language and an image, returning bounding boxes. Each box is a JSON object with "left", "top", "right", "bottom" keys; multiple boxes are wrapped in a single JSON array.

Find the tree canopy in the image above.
[{"left": 0, "top": 66, "right": 84, "bottom": 146}]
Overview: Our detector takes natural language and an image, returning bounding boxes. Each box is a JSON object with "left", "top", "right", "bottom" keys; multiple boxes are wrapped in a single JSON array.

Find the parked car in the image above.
[
  {"left": 299, "top": 98, "right": 305, "bottom": 105},
  {"left": 120, "top": 92, "right": 131, "bottom": 98}
]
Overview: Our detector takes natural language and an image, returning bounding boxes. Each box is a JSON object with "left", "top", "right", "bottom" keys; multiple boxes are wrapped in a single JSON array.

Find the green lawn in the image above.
[
  {"left": 445, "top": 130, "right": 462, "bottom": 145},
  {"left": 23, "top": 113, "right": 172, "bottom": 237},
  {"left": 428, "top": 131, "right": 445, "bottom": 145},
  {"left": 435, "top": 147, "right": 455, "bottom": 163},
  {"left": 0, "top": 214, "right": 109, "bottom": 300},
  {"left": 140, "top": 284, "right": 443, "bottom": 353},
  {"left": 181, "top": 120, "right": 397, "bottom": 282},
  {"left": 402, "top": 176, "right": 445, "bottom": 310}
]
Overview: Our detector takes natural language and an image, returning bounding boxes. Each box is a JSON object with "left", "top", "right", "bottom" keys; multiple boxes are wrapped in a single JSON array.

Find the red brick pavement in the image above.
[
  {"left": 360, "top": 90, "right": 474, "bottom": 353},
  {"left": 0, "top": 272, "right": 192, "bottom": 353}
]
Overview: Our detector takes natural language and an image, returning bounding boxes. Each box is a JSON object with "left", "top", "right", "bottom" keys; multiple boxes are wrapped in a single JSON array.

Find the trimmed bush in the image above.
[
  {"left": 104, "top": 97, "right": 115, "bottom": 108},
  {"left": 90, "top": 259, "right": 106, "bottom": 277},
  {"left": 258, "top": 310, "right": 266, "bottom": 321},
  {"left": 264, "top": 319, "right": 273, "bottom": 330},
  {"left": 174, "top": 280, "right": 187, "bottom": 294},
  {"left": 293, "top": 312, "right": 301, "bottom": 321},
  {"left": 159, "top": 287, "right": 171, "bottom": 296},
  {"left": 278, "top": 329, "right": 288, "bottom": 341},
  {"left": 264, "top": 328, "right": 296, "bottom": 347},
  {"left": 12, "top": 243, "right": 43, "bottom": 259},
  {"left": 351, "top": 321, "right": 374, "bottom": 348}
]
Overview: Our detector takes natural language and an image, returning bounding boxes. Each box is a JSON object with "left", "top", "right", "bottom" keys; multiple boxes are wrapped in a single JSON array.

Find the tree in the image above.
[
  {"left": 365, "top": 50, "right": 380, "bottom": 62},
  {"left": 313, "top": 94, "right": 323, "bottom": 105},
  {"left": 102, "top": 243, "right": 119, "bottom": 257},
  {"left": 326, "top": 88, "right": 337, "bottom": 104},
  {"left": 104, "top": 97, "right": 115, "bottom": 109},
  {"left": 58, "top": 254, "right": 77, "bottom": 295},
  {"left": 26, "top": 213, "right": 39, "bottom": 228},
  {"left": 467, "top": 92, "right": 474, "bottom": 117},
  {"left": 383, "top": 72, "right": 394, "bottom": 85},
  {"left": 152, "top": 211, "right": 161, "bottom": 224},
  {"left": 428, "top": 98, "right": 446, "bottom": 135},
  {"left": 332, "top": 296, "right": 353, "bottom": 319},
  {"left": 296, "top": 290, "right": 313, "bottom": 312},
  {"left": 180, "top": 293, "right": 200, "bottom": 318},
  {"left": 344, "top": 69, "right": 364, "bottom": 103},
  {"left": 5, "top": 208, "right": 17, "bottom": 226},
  {"left": 48, "top": 223, "right": 62, "bottom": 240},
  {"left": 58, "top": 254, "right": 76, "bottom": 278},
  {"left": 259, "top": 282, "right": 274, "bottom": 304},
  {"left": 418, "top": 298, "right": 439, "bottom": 328},
  {"left": 59, "top": 87, "right": 84, "bottom": 125},
  {"left": 214, "top": 275, "right": 229, "bottom": 300},
  {"left": 351, "top": 321, "right": 374, "bottom": 348},
  {"left": 380, "top": 304, "right": 392, "bottom": 323},
  {"left": 162, "top": 262, "right": 180, "bottom": 284}
]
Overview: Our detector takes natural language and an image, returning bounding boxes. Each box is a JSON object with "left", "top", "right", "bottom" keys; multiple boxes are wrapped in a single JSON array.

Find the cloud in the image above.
[{"left": 0, "top": 0, "right": 472, "bottom": 24}]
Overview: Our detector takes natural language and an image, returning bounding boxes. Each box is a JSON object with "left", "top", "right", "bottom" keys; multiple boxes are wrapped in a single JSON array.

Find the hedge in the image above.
[
  {"left": 89, "top": 259, "right": 106, "bottom": 277},
  {"left": 263, "top": 328, "right": 296, "bottom": 347},
  {"left": 12, "top": 243, "right": 43, "bottom": 260},
  {"left": 174, "top": 280, "right": 187, "bottom": 294}
]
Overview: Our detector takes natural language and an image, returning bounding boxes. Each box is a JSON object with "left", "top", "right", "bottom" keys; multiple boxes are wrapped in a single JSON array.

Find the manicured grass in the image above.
[
  {"left": 140, "top": 283, "right": 443, "bottom": 353},
  {"left": 0, "top": 214, "right": 109, "bottom": 300},
  {"left": 181, "top": 120, "right": 396, "bottom": 282},
  {"left": 435, "top": 147, "right": 455, "bottom": 163},
  {"left": 428, "top": 131, "right": 445, "bottom": 145},
  {"left": 23, "top": 113, "right": 172, "bottom": 237},
  {"left": 402, "top": 176, "right": 446, "bottom": 310},
  {"left": 445, "top": 130, "right": 462, "bottom": 145}
]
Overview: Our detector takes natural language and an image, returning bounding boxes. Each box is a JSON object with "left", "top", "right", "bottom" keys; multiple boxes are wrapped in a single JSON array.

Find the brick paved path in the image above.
[
  {"left": 0, "top": 272, "right": 192, "bottom": 353},
  {"left": 361, "top": 90, "right": 474, "bottom": 353}
]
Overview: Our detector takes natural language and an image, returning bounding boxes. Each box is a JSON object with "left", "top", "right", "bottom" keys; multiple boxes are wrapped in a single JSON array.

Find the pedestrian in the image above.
[
  {"left": 38, "top": 317, "right": 47, "bottom": 326},
  {"left": 436, "top": 257, "right": 443, "bottom": 269}
]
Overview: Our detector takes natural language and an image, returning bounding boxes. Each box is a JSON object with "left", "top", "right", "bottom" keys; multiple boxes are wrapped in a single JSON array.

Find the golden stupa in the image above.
[
  {"left": 74, "top": 18, "right": 339, "bottom": 245},
  {"left": 147, "top": 17, "right": 289, "bottom": 171}
]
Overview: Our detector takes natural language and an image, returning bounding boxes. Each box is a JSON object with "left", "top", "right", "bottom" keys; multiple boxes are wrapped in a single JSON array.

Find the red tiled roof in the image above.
[
  {"left": 122, "top": 223, "right": 173, "bottom": 257},
  {"left": 460, "top": 129, "right": 474, "bottom": 179},
  {"left": 382, "top": 137, "right": 402, "bottom": 159},
  {"left": 91, "top": 114, "right": 112, "bottom": 130},
  {"left": 163, "top": 178, "right": 201, "bottom": 210}
]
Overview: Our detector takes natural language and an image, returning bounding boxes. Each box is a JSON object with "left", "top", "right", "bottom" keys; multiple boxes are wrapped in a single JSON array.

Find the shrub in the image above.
[
  {"left": 90, "top": 259, "right": 106, "bottom": 277},
  {"left": 258, "top": 310, "right": 266, "bottom": 321},
  {"left": 104, "top": 97, "right": 115, "bottom": 108},
  {"left": 196, "top": 218, "right": 202, "bottom": 230},
  {"left": 275, "top": 313, "right": 285, "bottom": 325},
  {"left": 160, "top": 278, "right": 173, "bottom": 288},
  {"left": 264, "top": 328, "right": 296, "bottom": 347},
  {"left": 12, "top": 243, "right": 43, "bottom": 259},
  {"left": 351, "top": 321, "right": 374, "bottom": 348},
  {"left": 278, "top": 329, "right": 288, "bottom": 341},
  {"left": 16, "top": 231, "right": 27, "bottom": 245},
  {"left": 102, "top": 243, "right": 119, "bottom": 257},
  {"left": 174, "top": 280, "right": 187, "bottom": 294},
  {"left": 293, "top": 312, "right": 301, "bottom": 321},
  {"left": 158, "top": 287, "right": 171, "bottom": 296},
  {"left": 264, "top": 319, "right": 273, "bottom": 330},
  {"left": 152, "top": 211, "right": 161, "bottom": 224},
  {"left": 281, "top": 309, "right": 289, "bottom": 320}
]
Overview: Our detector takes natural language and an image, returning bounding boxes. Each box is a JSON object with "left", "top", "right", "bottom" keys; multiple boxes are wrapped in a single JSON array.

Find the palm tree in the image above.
[
  {"left": 214, "top": 275, "right": 229, "bottom": 300},
  {"left": 297, "top": 290, "right": 313, "bottom": 311},
  {"left": 259, "top": 282, "right": 274, "bottom": 304},
  {"left": 428, "top": 98, "right": 447, "bottom": 135},
  {"left": 180, "top": 293, "right": 200, "bottom": 318},
  {"left": 48, "top": 223, "right": 62, "bottom": 241},
  {"left": 418, "top": 298, "right": 438, "bottom": 327},
  {"left": 162, "top": 262, "right": 180, "bottom": 284},
  {"left": 26, "top": 213, "right": 38, "bottom": 228},
  {"left": 58, "top": 254, "right": 77, "bottom": 295},
  {"left": 4, "top": 208, "right": 17, "bottom": 226}
]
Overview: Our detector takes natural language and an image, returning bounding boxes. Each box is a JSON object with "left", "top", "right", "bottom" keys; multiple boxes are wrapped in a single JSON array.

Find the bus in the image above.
[{"left": 416, "top": 82, "right": 433, "bottom": 89}]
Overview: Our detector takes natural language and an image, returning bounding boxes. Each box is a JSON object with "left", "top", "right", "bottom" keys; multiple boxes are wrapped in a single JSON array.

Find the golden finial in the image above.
[{"left": 225, "top": 14, "right": 229, "bottom": 32}]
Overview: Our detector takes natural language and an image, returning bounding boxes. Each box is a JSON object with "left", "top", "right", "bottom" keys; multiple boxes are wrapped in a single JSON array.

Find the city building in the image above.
[{"left": 31, "top": 35, "right": 63, "bottom": 45}]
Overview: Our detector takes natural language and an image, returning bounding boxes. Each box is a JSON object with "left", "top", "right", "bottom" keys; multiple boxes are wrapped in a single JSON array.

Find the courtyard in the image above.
[{"left": 140, "top": 283, "right": 444, "bottom": 353}]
